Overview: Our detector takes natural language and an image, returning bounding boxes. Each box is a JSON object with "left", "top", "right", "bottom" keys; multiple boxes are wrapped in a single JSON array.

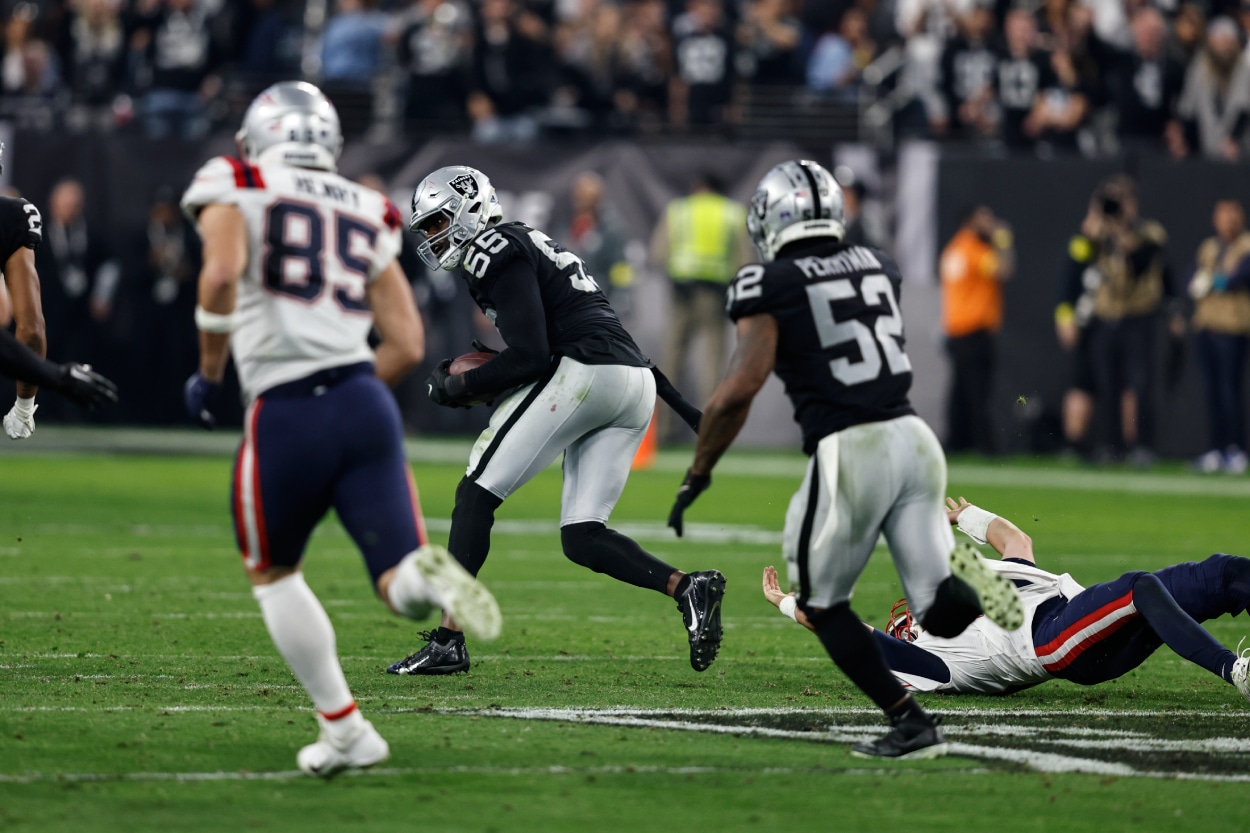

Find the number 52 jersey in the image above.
[
  {"left": 181, "top": 156, "right": 404, "bottom": 401},
  {"left": 726, "top": 241, "right": 915, "bottom": 455}
]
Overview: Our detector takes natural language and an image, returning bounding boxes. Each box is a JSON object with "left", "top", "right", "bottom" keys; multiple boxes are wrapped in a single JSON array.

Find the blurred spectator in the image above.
[
  {"left": 129, "top": 0, "right": 224, "bottom": 140},
  {"left": 614, "top": 0, "right": 671, "bottom": 127},
  {"left": 1059, "top": 176, "right": 1181, "bottom": 465},
  {"left": 649, "top": 173, "right": 749, "bottom": 440},
  {"left": 994, "top": 9, "right": 1053, "bottom": 151},
  {"left": 839, "top": 176, "right": 869, "bottom": 247},
  {"left": 737, "top": 0, "right": 801, "bottom": 86},
  {"left": 320, "top": 0, "right": 387, "bottom": 137},
  {"left": 66, "top": 0, "right": 125, "bottom": 110},
  {"left": 1177, "top": 17, "right": 1250, "bottom": 161},
  {"left": 1028, "top": 44, "right": 1093, "bottom": 153},
  {"left": 35, "top": 178, "right": 118, "bottom": 413},
  {"left": 936, "top": 2, "right": 996, "bottom": 139},
  {"left": 940, "top": 205, "right": 1013, "bottom": 455},
  {"left": 669, "top": 0, "right": 734, "bottom": 126},
  {"left": 1106, "top": 7, "right": 1185, "bottom": 154},
  {"left": 1188, "top": 198, "right": 1250, "bottom": 474},
  {"left": 238, "top": 0, "right": 303, "bottom": 85},
  {"left": 469, "top": 0, "right": 553, "bottom": 143},
  {"left": 2, "top": 2, "right": 63, "bottom": 132},
  {"left": 394, "top": 0, "right": 473, "bottom": 131},
  {"left": 558, "top": 0, "right": 628, "bottom": 131},
  {"left": 123, "top": 187, "right": 199, "bottom": 423},
  {"left": 1172, "top": 3, "right": 1207, "bottom": 64},
  {"left": 562, "top": 171, "right": 633, "bottom": 308},
  {"left": 807, "top": 8, "right": 876, "bottom": 101}
]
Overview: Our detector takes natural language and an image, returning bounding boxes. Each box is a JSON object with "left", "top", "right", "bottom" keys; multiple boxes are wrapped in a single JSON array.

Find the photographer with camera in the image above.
[{"left": 1056, "top": 176, "right": 1183, "bottom": 465}]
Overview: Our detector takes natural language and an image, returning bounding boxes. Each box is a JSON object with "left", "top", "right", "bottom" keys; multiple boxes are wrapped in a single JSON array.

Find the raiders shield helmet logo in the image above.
[{"left": 449, "top": 174, "right": 479, "bottom": 199}]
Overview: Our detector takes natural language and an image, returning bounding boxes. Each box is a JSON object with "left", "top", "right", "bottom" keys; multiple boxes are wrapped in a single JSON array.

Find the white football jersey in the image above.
[
  {"left": 894, "top": 559, "right": 1087, "bottom": 695},
  {"left": 181, "top": 156, "right": 404, "bottom": 400}
]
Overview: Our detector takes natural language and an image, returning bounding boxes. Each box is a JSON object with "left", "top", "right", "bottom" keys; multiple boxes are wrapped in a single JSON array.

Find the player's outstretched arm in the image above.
[
  {"left": 945, "top": 497, "right": 1035, "bottom": 564},
  {"left": 668, "top": 314, "right": 777, "bottom": 536},
  {"left": 367, "top": 261, "right": 425, "bottom": 387},
  {"left": 762, "top": 565, "right": 814, "bottom": 631}
]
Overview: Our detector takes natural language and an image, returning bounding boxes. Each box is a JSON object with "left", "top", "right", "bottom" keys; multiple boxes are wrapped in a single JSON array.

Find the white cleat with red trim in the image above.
[{"left": 297, "top": 712, "right": 390, "bottom": 778}]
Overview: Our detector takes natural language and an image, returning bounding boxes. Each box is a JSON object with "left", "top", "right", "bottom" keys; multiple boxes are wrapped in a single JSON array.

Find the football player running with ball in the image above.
[
  {"left": 181, "top": 83, "right": 500, "bottom": 778},
  {"left": 388, "top": 166, "right": 724, "bottom": 676},
  {"left": 668, "top": 160, "right": 1023, "bottom": 760}
]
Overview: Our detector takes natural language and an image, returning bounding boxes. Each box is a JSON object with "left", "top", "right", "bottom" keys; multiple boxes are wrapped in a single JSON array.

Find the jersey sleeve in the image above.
[
  {"left": 725, "top": 262, "right": 770, "bottom": 322},
  {"left": 0, "top": 197, "right": 41, "bottom": 263},
  {"left": 365, "top": 197, "right": 404, "bottom": 281},
  {"left": 181, "top": 156, "right": 245, "bottom": 221}
]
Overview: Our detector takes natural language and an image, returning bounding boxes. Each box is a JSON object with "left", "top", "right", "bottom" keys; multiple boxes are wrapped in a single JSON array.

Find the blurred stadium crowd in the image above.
[{"left": 1, "top": 0, "right": 1248, "bottom": 155}]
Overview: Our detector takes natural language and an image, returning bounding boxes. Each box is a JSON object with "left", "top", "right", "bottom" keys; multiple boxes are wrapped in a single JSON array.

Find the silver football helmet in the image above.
[
  {"left": 235, "top": 81, "right": 343, "bottom": 173},
  {"left": 409, "top": 166, "right": 503, "bottom": 271},
  {"left": 746, "top": 160, "right": 845, "bottom": 262}
]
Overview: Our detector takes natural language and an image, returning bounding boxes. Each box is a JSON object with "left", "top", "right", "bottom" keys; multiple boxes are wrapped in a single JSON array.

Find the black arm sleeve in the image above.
[
  {"left": 0, "top": 327, "right": 63, "bottom": 390},
  {"left": 457, "top": 258, "right": 554, "bottom": 397}
]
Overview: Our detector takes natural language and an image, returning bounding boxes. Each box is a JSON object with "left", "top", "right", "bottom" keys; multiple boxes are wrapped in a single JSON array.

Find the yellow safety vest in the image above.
[{"left": 665, "top": 193, "right": 745, "bottom": 284}]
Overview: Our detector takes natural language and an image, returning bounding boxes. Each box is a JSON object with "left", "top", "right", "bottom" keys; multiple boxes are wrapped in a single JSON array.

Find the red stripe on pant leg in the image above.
[
  {"left": 319, "top": 701, "right": 358, "bottom": 721},
  {"left": 1036, "top": 592, "right": 1136, "bottom": 656},
  {"left": 405, "top": 467, "right": 428, "bottom": 547},
  {"left": 1042, "top": 612, "right": 1137, "bottom": 672},
  {"left": 249, "top": 401, "right": 271, "bottom": 570},
  {"left": 233, "top": 442, "right": 249, "bottom": 561}
]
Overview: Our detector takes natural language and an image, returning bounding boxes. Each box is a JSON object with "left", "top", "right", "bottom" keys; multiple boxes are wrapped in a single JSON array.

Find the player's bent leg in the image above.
[
  {"left": 447, "top": 478, "right": 504, "bottom": 578},
  {"left": 1131, "top": 571, "right": 1239, "bottom": 685},
  {"left": 560, "top": 522, "right": 674, "bottom": 592},
  {"left": 804, "top": 602, "right": 948, "bottom": 760}
]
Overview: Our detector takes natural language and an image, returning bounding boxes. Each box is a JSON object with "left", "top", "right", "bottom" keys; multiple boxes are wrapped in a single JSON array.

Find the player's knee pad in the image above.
[
  {"left": 560, "top": 521, "right": 608, "bottom": 571},
  {"left": 919, "top": 575, "right": 982, "bottom": 638}
]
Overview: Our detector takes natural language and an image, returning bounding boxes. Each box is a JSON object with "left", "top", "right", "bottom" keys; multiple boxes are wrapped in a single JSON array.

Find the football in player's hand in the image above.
[{"left": 448, "top": 351, "right": 495, "bottom": 376}]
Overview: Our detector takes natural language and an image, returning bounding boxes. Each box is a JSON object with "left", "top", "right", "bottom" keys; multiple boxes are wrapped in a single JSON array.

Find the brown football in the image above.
[{"left": 448, "top": 351, "right": 496, "bottom": 376}]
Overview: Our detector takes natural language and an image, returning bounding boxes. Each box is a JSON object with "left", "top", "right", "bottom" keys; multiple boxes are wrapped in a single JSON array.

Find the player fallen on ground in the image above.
[
  {"left": 668, "top": 159, "right": 1023, "bottom": 760},
  {"left": 0, "top": 143, "right": 115, "bottom": 413},
  {"left": 180, "top": 82, "right": 501, "bottom": 778},
  {"left": 762, "top": 496, "right": 1250, "bottom": 703},
  {"left": 387, "top": 165, "right": 724, "bottom": 676}
]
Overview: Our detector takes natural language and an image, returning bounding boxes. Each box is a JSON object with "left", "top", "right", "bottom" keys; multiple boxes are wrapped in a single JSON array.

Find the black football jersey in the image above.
[
  {"left": 455, "top": 221, "right": 650, "bottom": 368},
  {"left": 0, "top": 196, "right": 42, "bottom": 265},
  {"left": 726, "top": 240, "right": 915, "bottom": 454}
]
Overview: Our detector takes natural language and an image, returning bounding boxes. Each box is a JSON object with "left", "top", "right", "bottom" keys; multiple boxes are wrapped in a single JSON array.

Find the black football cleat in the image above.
[
  {"left": 386, "top": 630, "right": 470, "bottom": 675},
  {"left": 678, "top": 570, "right": 726, "bottom": 671},
  {"left": 851, "top": 712, "right": 949, "bottom": 760}
]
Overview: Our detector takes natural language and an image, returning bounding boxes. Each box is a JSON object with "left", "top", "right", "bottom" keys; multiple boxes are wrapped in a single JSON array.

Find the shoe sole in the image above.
[
  {"left": 689, "top": 572, "right": 726, "bottom": 672},
  {"left": 850, "top": 742, "right": 950, "bottom": 761},
  {"left": 386, "top": 658, "right": 470, "bottom": 676},
  {"left": 415, "top": 545, "right": 502, "bottom": 642},
  {"left": 949, "top": 542, "right": 1024, "bottom": 631}
]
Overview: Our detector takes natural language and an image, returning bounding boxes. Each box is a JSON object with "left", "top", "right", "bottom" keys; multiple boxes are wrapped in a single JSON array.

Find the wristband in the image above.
[
  {"left": 778, "top": 596, "right": 798, "bottom": 623},
  {"left": 956, "top": 504, "right": 998, "bottom": 545},
  {"left": 195, "top": 305, "right": 236, "bottom": 334}
]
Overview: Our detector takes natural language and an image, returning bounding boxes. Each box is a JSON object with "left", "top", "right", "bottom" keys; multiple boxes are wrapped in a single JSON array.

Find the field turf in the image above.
[{"left": 2, "top": 440, "right": 1250, "bottom": 832}]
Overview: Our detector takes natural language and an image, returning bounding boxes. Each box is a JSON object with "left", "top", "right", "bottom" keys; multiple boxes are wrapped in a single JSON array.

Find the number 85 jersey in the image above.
[
  {"left": 182, "top": 156, "right": 404, "bottom": 400},
  {"left": 726, "top": 241, "right": 915, "bottom": 455}
]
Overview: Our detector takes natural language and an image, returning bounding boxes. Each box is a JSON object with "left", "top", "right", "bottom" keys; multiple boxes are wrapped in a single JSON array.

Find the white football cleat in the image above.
[
  {"left": 415, "top": 544, "right": 502, "bottom": 642},
  {"left": 949, "top": 542, "right": 1025, "bottom": 632},
  {"left": 297, "top": 714, "right": 390, "bottom": 779},
  {"left": 1231, "top": 641, "right": 1250, "bottom": 704}
]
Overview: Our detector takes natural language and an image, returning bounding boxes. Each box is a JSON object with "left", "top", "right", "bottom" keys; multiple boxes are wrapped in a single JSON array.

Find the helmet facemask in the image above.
[{"left": 408, "top": 167, "right": 499, "bottom": 271}]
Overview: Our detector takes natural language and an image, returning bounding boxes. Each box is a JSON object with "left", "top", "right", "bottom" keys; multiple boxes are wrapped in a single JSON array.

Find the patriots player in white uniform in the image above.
[
  {"left": 180, "top": 82, "right": 501, "bottom": 778},
  {"left": 764, "top": 497, "right": 1250, "bottom": 702}
]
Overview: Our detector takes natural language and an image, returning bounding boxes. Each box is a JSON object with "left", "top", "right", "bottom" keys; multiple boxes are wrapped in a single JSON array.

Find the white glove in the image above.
[{"left": 4, "top": 397, "right": 37, "bottom": 440}]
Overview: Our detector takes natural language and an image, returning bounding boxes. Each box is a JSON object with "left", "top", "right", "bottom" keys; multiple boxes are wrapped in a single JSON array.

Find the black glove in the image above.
[
  {"left": 183, "top": 371, "right": 220, "bottom": 429},
  {"left": 426, "top": 359, "right": 471, "bottom": 408},
  {"left": 470, "top": 339, "right": 500, "bottom": 355},
  {"left": 59, "top": 363, "right": 119, "bottom": 411},
  {"left": 667, "top": 469, "right": 711, "bottom": 537}
]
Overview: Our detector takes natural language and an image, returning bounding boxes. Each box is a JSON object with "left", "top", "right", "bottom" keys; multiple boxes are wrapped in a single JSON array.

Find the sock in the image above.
[
  {"left": 385, "top": 551, "right": 435, "bottom": 618},
  {"left": 253, "top": 573, "right": 356, "bottom": 719},
  {"left": 436, "top": 626, "right": 463, "bottom": 643},
  {"left": 447, "top": 479, "right": 503, "bottom": 577},
  {"left": 559, "top": 521, "right": 676, "bottom": 594},
  {"left": 1132, "top": 572, "right": 1237, "bottom": 682},
  {"left": 673, "top": 574, "right": 692, "bottom": 598},
  {"left": 808, "top": 602, "right": 911, "bottom": 714}
]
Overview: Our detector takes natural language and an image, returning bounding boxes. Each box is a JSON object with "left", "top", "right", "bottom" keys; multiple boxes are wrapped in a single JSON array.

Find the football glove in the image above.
[
  {"left": 667, "top": 469, "right": 711, "bottom": 538},
  {"left": 426, "top": 359, "right": 472, "bottom": 408},
  {"left": 3, "top": 398, "right": 36, "bottom": 439},
  {"left": 59, "top": 364, "right": 118, "bottom": 411},
  {"left": 183, "top": 371, "right": 220, "bottom": 429}
]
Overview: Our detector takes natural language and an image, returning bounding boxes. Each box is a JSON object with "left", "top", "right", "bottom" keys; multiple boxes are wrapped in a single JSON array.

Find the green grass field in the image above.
[{"left": 3, "top": 439, "right": 1250, "bottom": 832}]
